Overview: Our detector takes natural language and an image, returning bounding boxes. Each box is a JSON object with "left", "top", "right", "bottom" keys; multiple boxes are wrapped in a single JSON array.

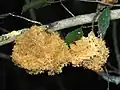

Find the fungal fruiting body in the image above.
[
  {"left": 11, "top": 26, "right": 70, "bottom": 75},
  {"left": 69, "top": 31, "right": 109, "bottom": 72},
  {"left": 11, "top": 25, "right": 109, "bottom": 75}
]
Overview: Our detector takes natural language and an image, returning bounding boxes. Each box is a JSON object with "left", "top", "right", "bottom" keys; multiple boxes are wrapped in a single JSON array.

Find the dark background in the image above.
[{"left": 0, "top": 0, "right": 120, "bottom": 90}]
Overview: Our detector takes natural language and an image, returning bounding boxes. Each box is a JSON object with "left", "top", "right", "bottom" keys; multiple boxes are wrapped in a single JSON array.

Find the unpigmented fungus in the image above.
[
  {"left": 11, "top": 25, "right": 70, "bottom": 75},
  {"left": 69, "top": 31, "right": 109, "bottom": 72},
  {"left": 11, "top": 25, "right": 109, "bottom": 75}
]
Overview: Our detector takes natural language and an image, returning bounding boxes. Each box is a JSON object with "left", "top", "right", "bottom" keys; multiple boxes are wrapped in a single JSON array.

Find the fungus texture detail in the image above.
[
  {"left": 11, "top": 25, "right": 109, "bottom": 75},
  {"left": 69, "top": 31, "right": 109, "bottom": 72}
]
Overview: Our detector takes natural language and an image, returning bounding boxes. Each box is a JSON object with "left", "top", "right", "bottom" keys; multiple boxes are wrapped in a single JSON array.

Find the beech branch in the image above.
[{"left": 0, "top": 9, "right": 120, "bottom": 46}]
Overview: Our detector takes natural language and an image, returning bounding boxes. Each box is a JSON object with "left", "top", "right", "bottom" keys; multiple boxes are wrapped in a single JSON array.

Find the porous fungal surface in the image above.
[{"left": 11, "top": 25, "right": 109, "bottom": 75}]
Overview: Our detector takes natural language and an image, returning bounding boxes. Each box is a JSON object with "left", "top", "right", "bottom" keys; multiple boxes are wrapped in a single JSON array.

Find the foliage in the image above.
[
  {"left": 65, "top": 27, "right": 84, "bottom": 47},
  {"left": 97, "top": 7, "right": 111, "bottom": 38}
]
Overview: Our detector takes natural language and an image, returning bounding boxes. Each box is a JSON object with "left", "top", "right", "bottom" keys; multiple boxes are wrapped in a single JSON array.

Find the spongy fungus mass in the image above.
[
  {"left": 69, "top": 31, "right": 109, "bottom": 72},
  {"left": 11, "top": 26, "right": 70, "bottom": 75},
  {"left": 11, "top": 25, "right": 109, "bottom": 75}
]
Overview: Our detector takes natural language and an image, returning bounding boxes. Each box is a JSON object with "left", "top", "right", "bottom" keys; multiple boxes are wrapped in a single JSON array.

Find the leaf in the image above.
[
  {"left": 22, "top": 0, "right": 51, "bottom": 13},
  {"left": 97, "top": 7, "right": 110, "bottom": 38},
  {"left": 65, "top": 27, "right": 84, "bottom": 47}
]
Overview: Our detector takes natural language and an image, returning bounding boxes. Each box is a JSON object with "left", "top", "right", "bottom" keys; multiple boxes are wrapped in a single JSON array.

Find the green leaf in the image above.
[
  {"left": 65, "top": 27, "right": 84, "bottom": 47},
  {"left": 97, "top": 7, "right": 110, "bottom": 38},
  {"left": 22, "top": 0, "right": 51, "bottom": 13}
]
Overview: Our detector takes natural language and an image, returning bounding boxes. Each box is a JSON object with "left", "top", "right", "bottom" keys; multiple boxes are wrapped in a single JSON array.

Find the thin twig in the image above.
[
  {"left": 104, "top": 67, "right": 110, "bottom": 90},
  {"left": 1, "top": 9, "right": 120, "bottom": 46},
  {"left": 0, "top": 13, "right": 10, "bottom": 19},
  {"left": 9, "top": 13, "right": 42, "bottom": 25},
  {"left": 97, "top": 71, "right": 120, "bottom": 85},
  {"left": 48, "top": 0, "right": 65, "bottom": 3},
  {"left": 107, "top": 62, "right": 120, "bottom": 75},
  {"left": 60, "top": 0, "right": 75, "bottom": 17},
  {"left": 76, "top": 0, "right": 114, "bottom": 6}
]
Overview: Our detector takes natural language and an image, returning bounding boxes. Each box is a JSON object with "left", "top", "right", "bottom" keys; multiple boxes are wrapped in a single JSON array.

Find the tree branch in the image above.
[
  {"left": 0, "top": 9, "right": 120, "bottom": 46},
  {"left": 45, "top": 9, "right": 120, "bottom": 31}
]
